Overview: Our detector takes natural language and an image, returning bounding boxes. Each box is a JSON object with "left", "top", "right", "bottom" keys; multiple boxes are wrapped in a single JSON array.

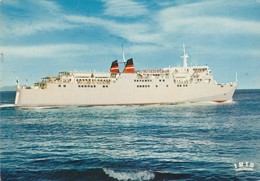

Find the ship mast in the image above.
[
  {"left": 122, "top": 43, "right": 126, "bottom": 65},
  {"left": 182, "top": 44, "right": 188, "bottom": 67}
]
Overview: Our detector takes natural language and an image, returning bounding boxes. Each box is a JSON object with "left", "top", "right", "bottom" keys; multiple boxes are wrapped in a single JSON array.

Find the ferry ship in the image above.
[{"left": 14, "top": 45, "right": 237, "bottom": 107}]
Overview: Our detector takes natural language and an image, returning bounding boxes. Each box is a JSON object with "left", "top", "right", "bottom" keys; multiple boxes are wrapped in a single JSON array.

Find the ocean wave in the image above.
[{"left": 103, "top": 168, "right": 155, "bottom": 181}]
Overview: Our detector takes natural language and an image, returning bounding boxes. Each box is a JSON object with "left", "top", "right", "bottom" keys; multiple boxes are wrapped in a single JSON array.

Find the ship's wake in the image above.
[{"left": 0, "top": 104, "right": 15, "bottom": 108}]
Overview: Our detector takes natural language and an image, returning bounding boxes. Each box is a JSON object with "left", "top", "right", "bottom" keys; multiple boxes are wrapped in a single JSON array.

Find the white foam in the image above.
[
  {"left": 0, "top": 104, "right": 15, "bottom": 108},
  {"left": 103, "top": 168, "right": 155, "bottom": 181}
]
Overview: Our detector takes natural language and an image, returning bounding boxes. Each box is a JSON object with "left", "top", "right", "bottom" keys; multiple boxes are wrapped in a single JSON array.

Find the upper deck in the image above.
[{"left": 17, "top": 45, "right": 235, "bottom": 90}]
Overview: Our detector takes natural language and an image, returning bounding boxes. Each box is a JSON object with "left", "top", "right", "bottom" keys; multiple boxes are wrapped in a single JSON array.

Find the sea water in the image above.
[{"left": 0, "top": 90, "right": 259, "bottom": 180}]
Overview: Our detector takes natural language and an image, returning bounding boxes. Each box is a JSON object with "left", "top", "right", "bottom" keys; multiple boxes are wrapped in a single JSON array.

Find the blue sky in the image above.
[{"left": 1, "top": 0, "right": 260, "bottom": 89}]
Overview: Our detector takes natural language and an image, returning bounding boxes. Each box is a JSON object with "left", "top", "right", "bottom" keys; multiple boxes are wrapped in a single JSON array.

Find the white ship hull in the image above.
[
  {"left": 14, "top": 46, "right": 237, "bottom": 107},
  {"left": 15, "top": 74, "right": 237, "bottom": 107}
]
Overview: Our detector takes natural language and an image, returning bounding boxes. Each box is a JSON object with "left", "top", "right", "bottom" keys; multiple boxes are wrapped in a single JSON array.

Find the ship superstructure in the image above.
[{"left": 15, "top": 46, "right": 237, "bottom": 106}]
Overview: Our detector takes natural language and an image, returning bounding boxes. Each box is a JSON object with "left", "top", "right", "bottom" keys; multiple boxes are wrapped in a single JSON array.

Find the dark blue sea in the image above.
[{"left": 1, "top": 90, "right": 260, "bottom": 181}]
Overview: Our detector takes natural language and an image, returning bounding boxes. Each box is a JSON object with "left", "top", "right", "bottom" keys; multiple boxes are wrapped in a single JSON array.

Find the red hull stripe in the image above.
[{"left": 213, "top": 100, "right": 226, "bottom": 103}]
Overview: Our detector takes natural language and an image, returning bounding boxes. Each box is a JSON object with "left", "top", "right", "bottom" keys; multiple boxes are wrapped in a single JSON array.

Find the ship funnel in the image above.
[
  {"left": 181, "top": 44, "right": 188, "bottom": 67},
  {"left": 110, "top": 60, "right": 119, "bottom": 73},
  {"left": 123, "top": 58, "right": 135, "bottom": 73}
]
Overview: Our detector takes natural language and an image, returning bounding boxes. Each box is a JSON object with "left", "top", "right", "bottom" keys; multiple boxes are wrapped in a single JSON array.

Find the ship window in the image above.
[
  {"left": 63, "top": 85, "right": 66, "bottom": 87},
  {"left": 94, "top": 85, "right": 96, "bottom": 88},
  {"left": 166, "top": 85, "right": 168, "bottom": 87},
  {"left": 163, "top": 80, "right": 165, "bottom": 82},
  {"left": 159, "top": 80, "right": 161, "bottom": 82},
  {"left": 58, "top": 85, "right": 61, "bottom": 87},
  {"left": 85, "top": 85, "right": 87, "bottom": 87},
  {"left": 156, "top": 85, "right": 158, "bottom": 87}
]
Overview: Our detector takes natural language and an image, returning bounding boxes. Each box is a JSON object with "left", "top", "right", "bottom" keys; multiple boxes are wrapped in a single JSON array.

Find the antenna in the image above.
[
  {"left": 181, "top": 44, "right": 188, "bottom": 67},
  {"left": 16, "top": 77, "right": 19, "bottom": 85},
  {"left": 0, "top": 52, "right": 4, "bottom": 62},
  {"left": 235, "top": 72, "right": 238, "bottom": 82},
  {"left": 122, "top": 43, "right": 126, "bottom": 65}
]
